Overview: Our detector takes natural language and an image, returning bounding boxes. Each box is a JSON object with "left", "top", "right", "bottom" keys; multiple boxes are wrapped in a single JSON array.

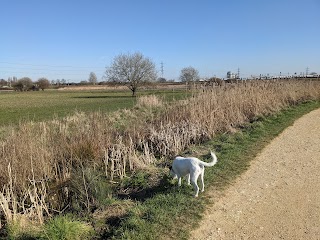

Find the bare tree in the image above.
[
  {"left": 105, "top": 52, "right": 157, "bottom": 96},
  {"left": 179, "top": 66, "right": 199, "bottom": 83},
  {"left": 88, "top": 72, "right": 97, "bottom": 85},
  {"left": 13, "top": 77, "right": 33, "bottom": 91},
  {"left": 37, "top": 77, "right": 50, "bottom": 91}
]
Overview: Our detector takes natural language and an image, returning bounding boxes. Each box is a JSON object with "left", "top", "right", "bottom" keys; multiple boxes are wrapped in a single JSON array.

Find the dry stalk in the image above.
[{"left": 81, "top": 164, "right": 90, "bottom": 213}]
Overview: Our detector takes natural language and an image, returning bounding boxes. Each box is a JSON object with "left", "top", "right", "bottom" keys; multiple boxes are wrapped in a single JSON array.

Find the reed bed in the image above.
[
  {"left": 0, "top": 79, "right": 320, "bottom": 233},
  {"left": 143, "top": 80, "right": 320, "bottom": 156}
]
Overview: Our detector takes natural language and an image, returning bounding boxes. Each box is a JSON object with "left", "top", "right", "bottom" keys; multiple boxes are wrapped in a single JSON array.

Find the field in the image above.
[
  {"left": 0, "top": 80, "right": 320, "bottom": 239},
  {"left": 0, "top": 86, "right": 187, "bottom": 126}
]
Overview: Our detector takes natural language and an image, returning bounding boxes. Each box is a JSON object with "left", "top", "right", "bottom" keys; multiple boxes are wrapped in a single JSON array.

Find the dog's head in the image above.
[{"left": 169, "top": 166, "right": 178, "bottom": 179}]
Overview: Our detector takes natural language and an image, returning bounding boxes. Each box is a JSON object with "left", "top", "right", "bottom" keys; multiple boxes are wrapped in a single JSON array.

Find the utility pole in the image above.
[
  {"left": 160, "top": 62, "right": 164, "bottom": 78},
  {"left": 306, "top": 67, "right": 309, "bottom": 76},
  {"left": 237, "top": 67, "right": 240, "bottom": 79}
]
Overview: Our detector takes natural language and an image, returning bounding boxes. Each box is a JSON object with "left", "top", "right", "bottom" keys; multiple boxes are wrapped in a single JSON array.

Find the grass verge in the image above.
[{"left": 102, "top": 100, "right": 320, "bottom": 239}]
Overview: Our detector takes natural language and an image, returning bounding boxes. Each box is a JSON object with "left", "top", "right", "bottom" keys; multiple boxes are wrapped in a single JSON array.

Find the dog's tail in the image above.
[{"left": 200, "top": 151, "right": 218, "bottom": 167}]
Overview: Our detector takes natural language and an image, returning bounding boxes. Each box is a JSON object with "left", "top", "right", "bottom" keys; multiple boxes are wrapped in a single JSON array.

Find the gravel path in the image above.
[{"left": 191, "top": 108, "right": 320, "bottom": 240}]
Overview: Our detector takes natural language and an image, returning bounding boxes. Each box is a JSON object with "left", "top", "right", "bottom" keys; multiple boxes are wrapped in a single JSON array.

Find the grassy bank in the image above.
[{"left": 105, "top": 100, "right": 320, "bottom": 239}]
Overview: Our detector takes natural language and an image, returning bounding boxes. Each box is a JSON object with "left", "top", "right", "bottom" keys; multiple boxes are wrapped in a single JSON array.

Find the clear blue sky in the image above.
[{"left": 1, "top": 0, "right": 319, "bottom": 82}]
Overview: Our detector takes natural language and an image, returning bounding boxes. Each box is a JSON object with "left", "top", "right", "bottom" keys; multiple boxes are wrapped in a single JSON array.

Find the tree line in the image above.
[{"left": 0, "top": 77, "right": 51, "bottom": 91}]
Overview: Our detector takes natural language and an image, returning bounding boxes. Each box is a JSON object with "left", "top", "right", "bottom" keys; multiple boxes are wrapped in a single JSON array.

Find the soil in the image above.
[{"left": 191, "top": 108, "right": 320, "bottom": 240}]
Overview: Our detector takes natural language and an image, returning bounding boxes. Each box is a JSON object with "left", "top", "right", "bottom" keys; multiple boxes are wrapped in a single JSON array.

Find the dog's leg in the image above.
[
  {"left": 191, "top": 181, "right": 199, "bottom": 197},
  {"left": 186, "top": 174, "right": 191, "bottom": 185},
  {"left": 190, "top": 173, "right": 200, "bottom": 197},
  {"left": 178, "top": 176, "right": 182, "bottom": 187}
]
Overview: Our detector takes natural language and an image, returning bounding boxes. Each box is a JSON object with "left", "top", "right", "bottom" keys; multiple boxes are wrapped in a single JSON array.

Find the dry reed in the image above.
[
  {"left": 136, "top": 94, "right": 163, "bottom": 108},
  {"left": 141, "top": 80, "right": 320, "bottom": 156}
]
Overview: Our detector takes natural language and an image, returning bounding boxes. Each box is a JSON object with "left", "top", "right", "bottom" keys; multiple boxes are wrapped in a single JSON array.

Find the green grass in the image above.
[
  {"left": 0, "top": 89, "right": 188, "bottom": 126},
  {"left": 4, "top": 215, "right": 94, "bottom": 240},
  {"left": 102, "top": 100, "right": 320, "bottom": 239},
  {"left": 0, "top": 90, "right": 133, "bottom": 126},
  {"left": 41, "top": 215, "right": 94, "bottom": 240}
]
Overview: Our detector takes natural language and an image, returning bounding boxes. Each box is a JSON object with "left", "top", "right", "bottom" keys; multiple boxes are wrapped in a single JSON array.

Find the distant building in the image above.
[{"left": 227, "top": 71, "right": 237, "bottom": 79}]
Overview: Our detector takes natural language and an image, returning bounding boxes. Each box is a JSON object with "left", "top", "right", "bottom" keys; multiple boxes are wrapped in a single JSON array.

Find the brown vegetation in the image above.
[{"left": 0, "top": 79, "right": 320, "bottom": 232}]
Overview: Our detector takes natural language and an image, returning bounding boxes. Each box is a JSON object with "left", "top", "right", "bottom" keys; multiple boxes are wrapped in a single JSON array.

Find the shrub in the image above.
[
  {"left": 37, "top": 78, "right": 50, "bottom": 91},
  {"left": 13, "top": 77, "right": 33, "bottom": 91}
]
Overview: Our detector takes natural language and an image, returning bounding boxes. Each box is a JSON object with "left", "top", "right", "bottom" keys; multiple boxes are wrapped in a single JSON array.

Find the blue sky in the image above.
[{"left": 1, "top": 0, "right": 319, "bottom": 82}]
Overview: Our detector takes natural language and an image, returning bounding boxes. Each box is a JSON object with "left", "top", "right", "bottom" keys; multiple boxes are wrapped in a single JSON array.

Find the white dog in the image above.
[{"left": 170, "top": 151, "right": 218, "bottom": 197}]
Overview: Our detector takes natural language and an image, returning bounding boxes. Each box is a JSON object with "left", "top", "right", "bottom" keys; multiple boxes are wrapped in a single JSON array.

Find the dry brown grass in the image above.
[
  {"left": 143, "top": 80, "right": 320, "bottom": 156},
  {"left": 0, "top": 79, "right": 320, "bottom": 229},
  {"left": 136, "top": 95, "right": 163, "bottom": 108}
]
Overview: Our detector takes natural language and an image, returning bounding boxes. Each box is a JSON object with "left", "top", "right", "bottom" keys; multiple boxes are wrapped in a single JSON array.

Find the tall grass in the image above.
[
  {"left": 143, "top": 80, "right": 320, "bottom": 157},
  {"left": 0, "top": 79, "right": 320, "bottom": 235}
]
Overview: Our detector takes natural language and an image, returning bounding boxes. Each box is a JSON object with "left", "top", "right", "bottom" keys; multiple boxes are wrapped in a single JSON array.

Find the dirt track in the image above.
[{"left": 191, "top": 108, "right": 320, "bottom": 240}]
